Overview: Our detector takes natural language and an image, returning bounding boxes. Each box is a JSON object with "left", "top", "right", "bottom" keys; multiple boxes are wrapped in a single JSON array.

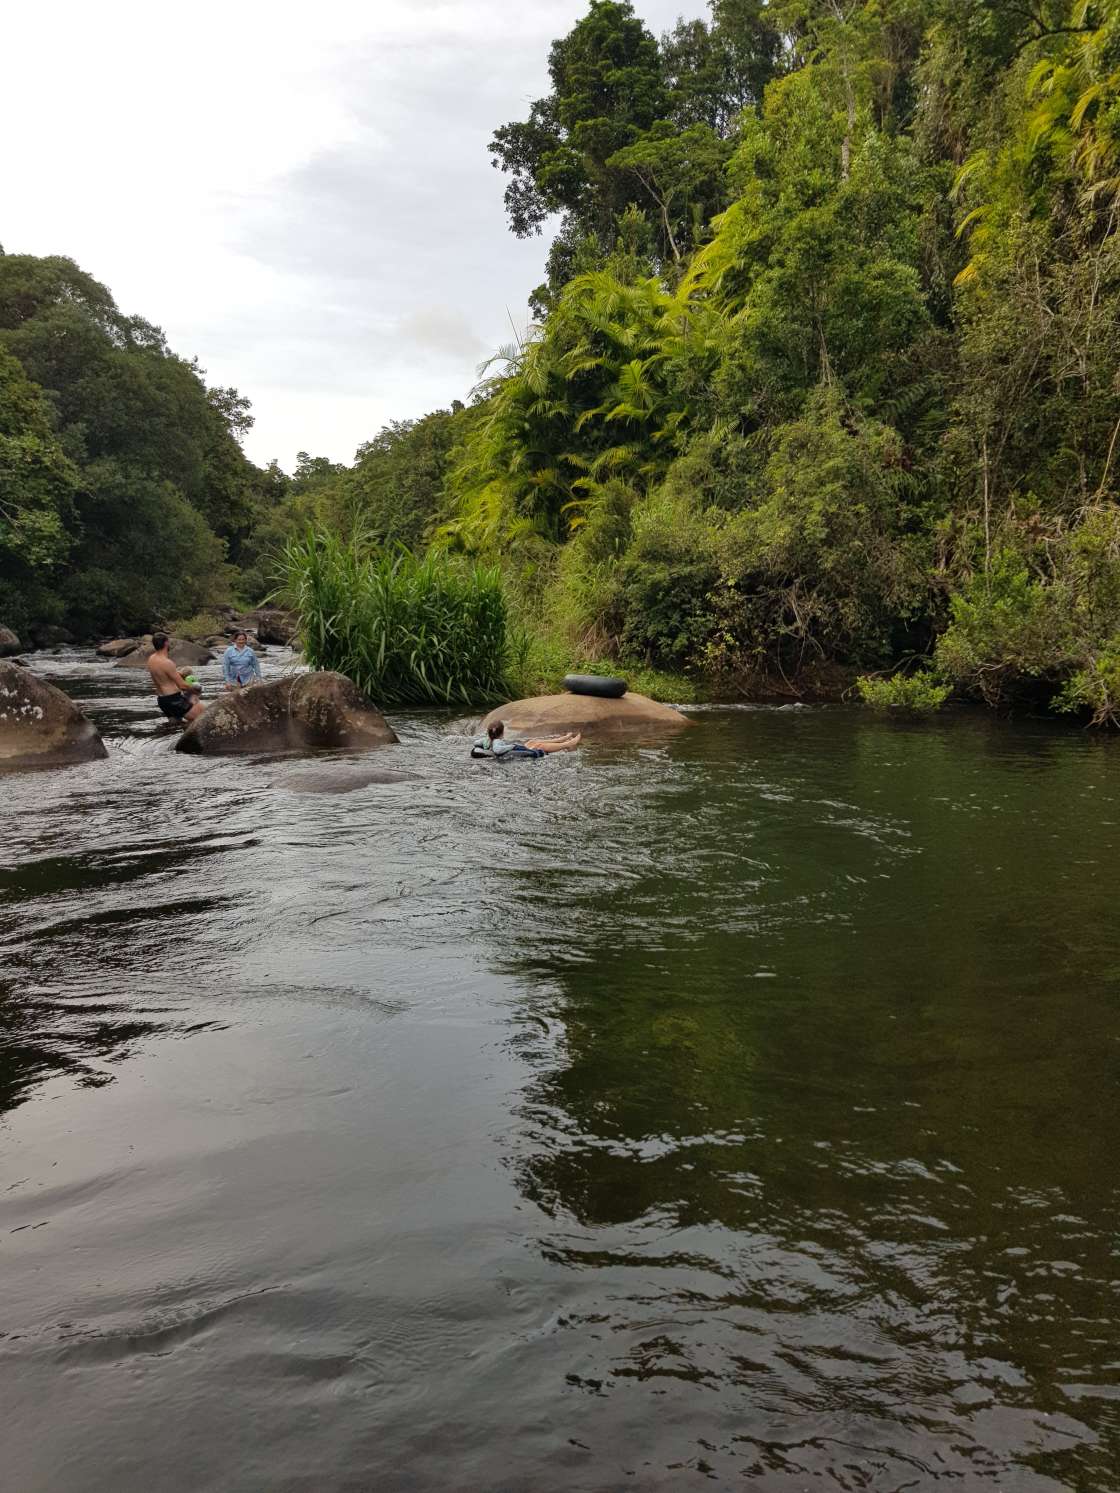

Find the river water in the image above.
[{"left": 1, "top": 651, "right": 1118, "bottom": 1492}]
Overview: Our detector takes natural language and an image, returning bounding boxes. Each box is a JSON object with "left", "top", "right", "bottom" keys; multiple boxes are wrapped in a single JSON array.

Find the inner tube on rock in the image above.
[{"left": 563, "top": 673, "right": 627, "bottom": 699}]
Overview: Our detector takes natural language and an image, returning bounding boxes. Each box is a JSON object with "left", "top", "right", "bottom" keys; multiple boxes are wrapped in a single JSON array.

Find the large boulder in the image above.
[
  {"left": 176, "top": 672, "right": 398, "bottom": 756},
  {"left": 95, "top": 637, "right": 139, "bottom": 658},
  {"left": 252, "top": 609, "right": 297, "bottom": 646},
  {"left": 0, "top": 625, "right": 21, "bottom": 657},
  {"left": 0, "top": 661, "right": 107, "bottom": 771},
  {"left": 480, "top": 690, "right": 691, "bottom": 740},
  {"left": 29, "top": 623, "right": 72, "bottom": 649},
  {"left": 116, "top": 636, "right": 213, "bottom": 670}
]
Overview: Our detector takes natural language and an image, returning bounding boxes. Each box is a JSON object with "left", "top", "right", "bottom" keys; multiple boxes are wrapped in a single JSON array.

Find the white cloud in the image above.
[{"left": 2, "top": 0, "right": 706, "bottom": 469}]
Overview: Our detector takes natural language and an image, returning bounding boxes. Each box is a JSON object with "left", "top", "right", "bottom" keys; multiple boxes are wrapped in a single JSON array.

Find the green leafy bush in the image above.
[
  {"left": 856, "top": 671, "right": 950, "bottom": 712},
  {"left": 166, "top": 611, "right": 227, "bottom": 641},
  {"left": 933, "top": 555, "right": 1071, "bottom": 706},
  {"left": 281, "top": 528, "right": 518, "bottom": 707},
  {"left": 935, "top": 513, "right": 1120, "bottom": 710},
  {"left": 1054, "top": 644, "right": 1120, "bottom": 728}
]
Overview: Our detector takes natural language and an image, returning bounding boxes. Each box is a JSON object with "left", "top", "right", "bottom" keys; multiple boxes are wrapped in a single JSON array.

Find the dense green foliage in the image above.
[
  {"left": 0, "top": 251, "right": 270, "bottom": 637},
  {"left": 490, "top": 0, "right": 778, "bottom": 304},
  {"left": 0, "top": 348, "right": 78, "bottom": 595},
  {"left": 440, "top": 0, "right": 1120, "bottom": 721},
  {"left": 856, "top": 669, "right": 950, "bottom": 712},
  {"left": 280, "top": 529, "right": 518, "bottom": 706}
]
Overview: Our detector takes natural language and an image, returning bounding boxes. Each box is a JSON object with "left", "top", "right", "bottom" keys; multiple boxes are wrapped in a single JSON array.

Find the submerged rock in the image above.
[
  {"left": 115, "top": 636, "right": 213, "bottom": 670},
  {"left": 176, "top": 672, "right": 398, "bottom": 756},
  {"left": 480, "top": 690, "right": 690, "bottom": 740},
  {"left": 0, "top": 625, "right": 21, "bottom": 657},
  {"left": 277, "top": 765, "right": 418, "bottom": 794},
  {"left": 0, "top": 661, "right": 107, "bottom": 771}
]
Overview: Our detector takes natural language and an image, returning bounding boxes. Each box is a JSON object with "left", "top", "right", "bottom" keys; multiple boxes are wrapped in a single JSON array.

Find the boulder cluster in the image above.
[{"left": 94, "top": 607, "right": 298, "bottom": 670}]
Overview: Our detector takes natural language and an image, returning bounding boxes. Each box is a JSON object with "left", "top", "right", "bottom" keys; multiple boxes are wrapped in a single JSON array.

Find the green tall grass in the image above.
[{"left": 280, "top": 529, "right": 519, "bottom": 707}]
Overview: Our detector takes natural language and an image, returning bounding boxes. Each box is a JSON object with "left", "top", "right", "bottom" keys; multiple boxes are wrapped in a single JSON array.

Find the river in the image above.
[{"left": 1, "top": 650, "right": 1118, "bottom": 1491}]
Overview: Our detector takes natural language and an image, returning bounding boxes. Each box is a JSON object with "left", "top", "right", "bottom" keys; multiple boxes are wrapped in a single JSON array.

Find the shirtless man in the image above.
[{"left": 147, "top": 633, "right": 205, "bottom": 726}]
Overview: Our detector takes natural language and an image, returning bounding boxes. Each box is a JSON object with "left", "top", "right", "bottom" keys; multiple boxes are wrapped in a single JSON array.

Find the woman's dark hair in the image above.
[
  {"left": 487, "top": 720, "right": 504, "bottom": 741},
  {"left": 234, "top": 631, "right": 247, "bottom": 644},
  {"left": 152, "top": 632, "right": 168, "bottom": 651}
]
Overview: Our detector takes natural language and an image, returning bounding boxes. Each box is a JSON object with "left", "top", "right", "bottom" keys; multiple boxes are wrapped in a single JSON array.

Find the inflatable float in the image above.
[{"left": 563, "top": 673, "right": 627, "bottom": 699}]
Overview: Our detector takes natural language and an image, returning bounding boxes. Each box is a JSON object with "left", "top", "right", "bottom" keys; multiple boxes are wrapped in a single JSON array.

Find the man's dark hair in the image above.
[
  {"left": 487, "top": 720, "right": 505, "bottom": 741},
  {"left": 152, "top": 632, "right": 169, "bottom": 652}
]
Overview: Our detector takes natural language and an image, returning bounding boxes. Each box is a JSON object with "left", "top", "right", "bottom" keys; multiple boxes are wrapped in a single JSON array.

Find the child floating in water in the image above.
[{"left": 471, "top": 720, "right": 582, "bottom": 760}]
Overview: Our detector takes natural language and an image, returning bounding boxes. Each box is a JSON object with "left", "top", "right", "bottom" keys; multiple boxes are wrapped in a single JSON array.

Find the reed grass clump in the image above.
[{"left": 281, "top": 529, "right": 518, "bottom": 706}]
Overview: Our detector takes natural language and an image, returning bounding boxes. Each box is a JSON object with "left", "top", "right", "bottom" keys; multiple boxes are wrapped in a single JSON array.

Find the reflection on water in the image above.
[{"left": 1, "top": 652, "right": 1118, "bottom": 1491}]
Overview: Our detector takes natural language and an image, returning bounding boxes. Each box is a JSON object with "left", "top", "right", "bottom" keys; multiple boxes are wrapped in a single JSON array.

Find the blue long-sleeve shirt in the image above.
[{"left": 223, "top": 643, "right": 262, "bottom": 687}]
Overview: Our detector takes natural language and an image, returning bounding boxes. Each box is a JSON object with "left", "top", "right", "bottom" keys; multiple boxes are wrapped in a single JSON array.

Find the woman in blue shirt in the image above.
[{"left": 222, "top": 631, "right": 262, "bottom": 689}]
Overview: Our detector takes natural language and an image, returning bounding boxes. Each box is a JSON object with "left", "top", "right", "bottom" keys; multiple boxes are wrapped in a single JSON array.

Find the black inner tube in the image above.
[{"left": 563, "top": 673, "right": 627, "bottom": 699}]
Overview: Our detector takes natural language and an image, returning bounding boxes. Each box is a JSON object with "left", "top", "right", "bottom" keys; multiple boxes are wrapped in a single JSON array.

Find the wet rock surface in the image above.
[
  {"left": 29, "top": 623, "right": 72, "bottom": 649},
  {"left": 481, "top": 690, "right": 690, "bottom": 740},
  {"left": 0, "top": 660, "right": 107, "bottom": 770},
  {"left": 177, "top": 672, "right": 398, "bottom": 756},
  {"left": 251, "top": 609, "right": 297, "bottom": 645}
]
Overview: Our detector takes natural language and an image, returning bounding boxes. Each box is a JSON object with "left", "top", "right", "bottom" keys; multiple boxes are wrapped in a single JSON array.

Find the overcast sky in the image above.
[{"left": 3, "top": 0, "right": 707, "bottom": 471}]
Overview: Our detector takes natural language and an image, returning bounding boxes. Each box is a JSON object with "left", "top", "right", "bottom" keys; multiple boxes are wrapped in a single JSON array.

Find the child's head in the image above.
[{"left": 487, "top": 720, "right": 505, "bottom": 742}]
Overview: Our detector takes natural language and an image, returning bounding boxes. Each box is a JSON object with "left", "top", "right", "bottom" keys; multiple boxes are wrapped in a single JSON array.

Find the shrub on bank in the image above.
[
  {"left": 1054, "top": 644, "right": 1120, "bottom": 728},
  {"left": 855, "top": 670, "right": 950, "bottom": 712},
  {"left": 934, "top": 511, "right": 1120, "bottom": 718},
  {"left": 281, "top": 529, "right": 518, "bottom": 707},
  {"left": 165, "top": 611, "right": 227, "bottom": 642}
]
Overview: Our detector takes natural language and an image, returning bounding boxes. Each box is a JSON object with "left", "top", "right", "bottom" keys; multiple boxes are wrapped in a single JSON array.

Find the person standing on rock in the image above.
[
  {"left": 222, "top": 631, "right": 262, "bottom": 690},
  {"left": 147, "top": 634, "right": 205, "bottom": 726}
]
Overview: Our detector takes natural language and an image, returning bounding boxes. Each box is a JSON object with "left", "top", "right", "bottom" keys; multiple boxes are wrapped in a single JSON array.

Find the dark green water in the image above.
[{"left": 2, "top": 654, "right": 1118, "bottom": 1491}]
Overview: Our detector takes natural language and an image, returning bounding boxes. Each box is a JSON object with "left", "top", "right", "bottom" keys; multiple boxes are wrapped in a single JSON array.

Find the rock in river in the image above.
[
  {"left": 95, "top": 637, "right": 139, "bottom": 658},
  {"left": 115, "top": 635, "right": 213, "bottom": 670},
  {"left": 277, "top": 765, "right": 418, "bottom": 794},
  {"left": 252, "top": 609, "right": 297, "bottom": 646},
  {"left": 0, "top": 660, "right": 107, "bottom": 771},
  {"left": 29, "top": 623, "right": 72, "bottom": 649},
  {"left": 177, "top": 672, "right": 398, "bottom": 756},
  {"left": 480, "top": 690, "right": 690, "bottom": 740},
  {"left": 0, "top": 625, "right": 22, "bottom": 657}
]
